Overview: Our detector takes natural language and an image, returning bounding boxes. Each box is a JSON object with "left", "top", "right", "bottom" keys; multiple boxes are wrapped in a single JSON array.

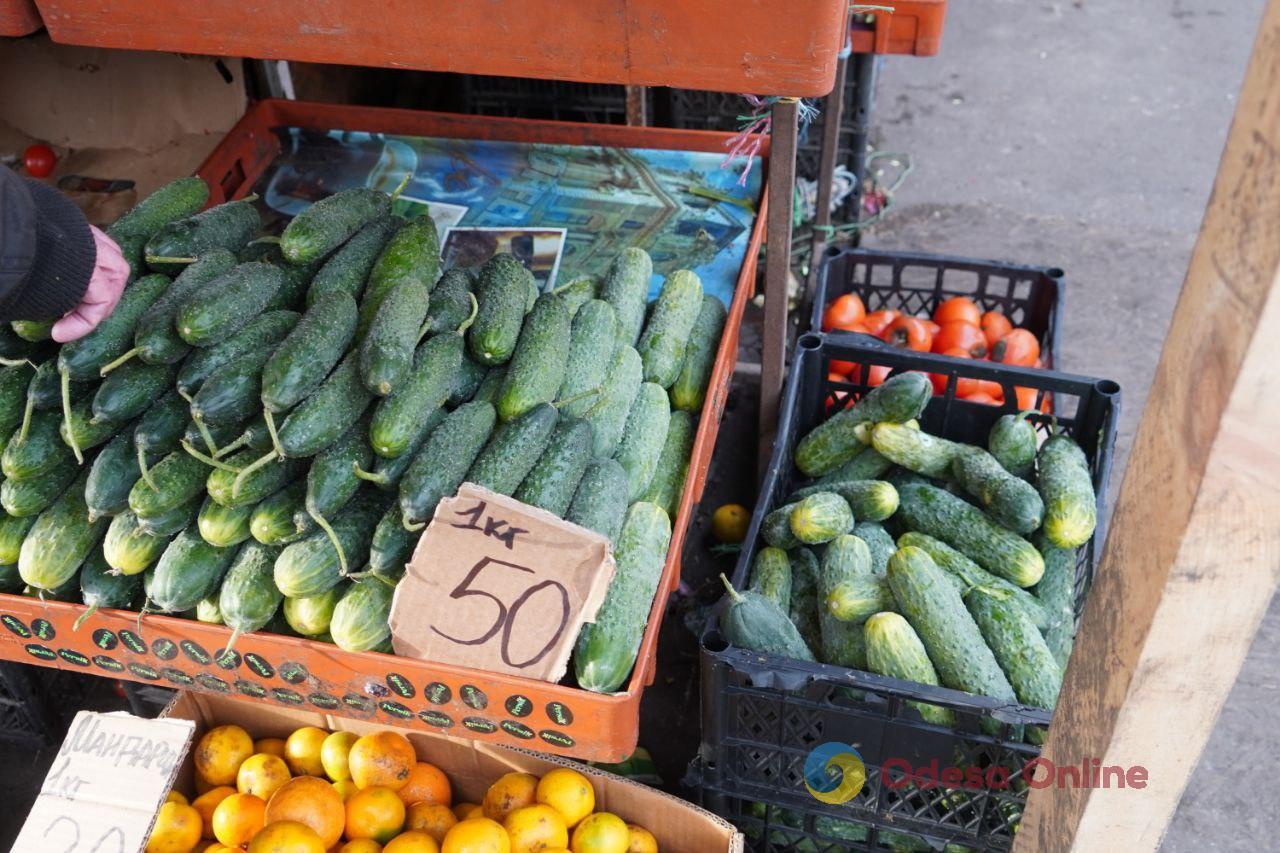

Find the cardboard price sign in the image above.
[
  {"left": 390, "top": 484, "right": 615, "bottom": 682},
  {"left": 14, "top": 710, "right": 195, "bottom": 853}
]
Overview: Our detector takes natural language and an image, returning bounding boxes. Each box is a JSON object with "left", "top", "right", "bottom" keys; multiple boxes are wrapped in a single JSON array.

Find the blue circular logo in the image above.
[{"left": 804, "top": 741, "right": 866, "bottom": 804}]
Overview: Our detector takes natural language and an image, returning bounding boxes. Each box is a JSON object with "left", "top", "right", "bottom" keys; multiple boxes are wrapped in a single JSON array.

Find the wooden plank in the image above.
[
  {"left": 1016, "top": 3, "right": 1280, "bottom": 849},
  {"left": 625, "top": 86, "right": 649, "bottom": 127},
  {"left": 805, "top": 49, "right": 850, "bottom": 296}
]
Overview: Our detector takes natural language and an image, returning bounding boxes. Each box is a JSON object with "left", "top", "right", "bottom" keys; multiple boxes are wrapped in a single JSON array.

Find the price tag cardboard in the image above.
[
  {"left": 13, "top": 710, "right": 195, "bottom": 853},
  {"left": 390, "top": 483, "right": 615, "bottom": 682}
]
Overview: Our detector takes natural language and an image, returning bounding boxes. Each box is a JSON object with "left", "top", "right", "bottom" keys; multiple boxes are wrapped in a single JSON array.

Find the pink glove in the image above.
[{"left": 51, "top": 225, "right": 130, "bottom": 344}]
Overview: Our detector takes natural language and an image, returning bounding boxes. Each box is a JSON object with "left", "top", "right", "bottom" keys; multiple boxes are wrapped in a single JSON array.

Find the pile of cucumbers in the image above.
[
  {"left": 722, "top": 370, "right": 1098, "bottom": 740},
  {"left": 0, "top": 175, "right": 728, "bottom": 694}
]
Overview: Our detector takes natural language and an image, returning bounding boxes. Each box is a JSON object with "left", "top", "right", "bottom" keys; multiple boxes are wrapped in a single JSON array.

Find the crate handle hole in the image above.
[
  {"left": 703, "top": 630, "right": 729, "bottom": 654},
  {"left": 1047, "top": 267, "right": 1065, "bottom": 279},
  {"left": 799, "top": 333, "right": 823, "bottom": 351},
  {"left": 1095, "top": 379, "right": 1121, "bottom": 397}
]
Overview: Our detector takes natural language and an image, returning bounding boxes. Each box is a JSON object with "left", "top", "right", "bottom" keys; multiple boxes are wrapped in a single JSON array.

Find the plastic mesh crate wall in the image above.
[
  {"left": 694, "top": 333, "right": 1119, "bottom": 850},
  {"left": 812, "top": 247, "right": 1065, "bottom": 370}
]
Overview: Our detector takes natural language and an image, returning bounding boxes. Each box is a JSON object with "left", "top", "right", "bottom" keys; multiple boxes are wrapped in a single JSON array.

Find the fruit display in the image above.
[
  {"left": 0, "top": 176, "right": 728, "bottom": 696},
  {"left": 725, "top": 371, "right": 1098, "bottom": 735},
  {"left": 156, "top": 721, "right": 661, "bottom": 853}
]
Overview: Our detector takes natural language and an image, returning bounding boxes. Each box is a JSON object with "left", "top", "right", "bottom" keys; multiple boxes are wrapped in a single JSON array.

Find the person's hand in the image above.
[{"left": 51, "top": 225, "right": 130, "bottom": 343}]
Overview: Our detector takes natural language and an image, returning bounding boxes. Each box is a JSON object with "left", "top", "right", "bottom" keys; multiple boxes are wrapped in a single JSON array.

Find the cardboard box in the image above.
[{"left": 163, "top": 692, "right": 743, "bottom": 853}]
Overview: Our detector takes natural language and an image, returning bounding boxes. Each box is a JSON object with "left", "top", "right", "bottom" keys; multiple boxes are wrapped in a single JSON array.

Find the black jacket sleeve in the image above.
[{"left": 0, "top": 166, "right": 95, "bottom": 322}]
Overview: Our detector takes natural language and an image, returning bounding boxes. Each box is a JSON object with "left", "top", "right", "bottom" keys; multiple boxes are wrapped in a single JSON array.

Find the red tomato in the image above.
[
  {"left": 881, "top": 316, "right": 934, "bottom": 352},
  {"left": 822, "top": 294, "right": 867, "bottom": 332},
  {"left": 23, "top": 144, "right": 56, "bottom": 178},
  {"left": 826, "top": 370, "right": 853, "bottom": 413},
  {"left": 931, "top": 322, "right": 988, "bottom": 358},
  {"left": 934, "top": 296, "right": 981, "bottom": 327},
  {"left": 961, "top": 391, "right": 1002, "bottom": 406},
  {"left": 923, "top": 319, "right": 941, "bottom": 336},
  {"left": 980, "top": 311, "right": 1013, "bottom": 348},
  {"left": 1015, "top": 385, "right": 1041, "bottom": 410},
  {"left": 829, "top": 357, "right": 856, "bottom": 376},
  {"left": 862, "top": 310, "right": 900, "bottom": 337},
  {"left": 958, "top": 377, "right": 1005, "bottom": 401},
  {"left": 991, "top": 328, "right": 1040, "bottom": 367},
  {"left": 846, "top": 363, "right": 891, "bottom": 387},
  {"left": 930, "top": 346, "right": 971, "bottom": 395}
]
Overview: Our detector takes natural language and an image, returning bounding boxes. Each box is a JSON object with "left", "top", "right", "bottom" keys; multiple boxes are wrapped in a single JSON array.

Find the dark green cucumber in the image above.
[
  {"left": 551, "top": 274, "right": 599, "bottom": 318},
  {"left": 250, "top": 481, "right": 312, "bottom": 546},
  {"left": 787, "top": 546, "right": 822, "bottom": 651},
  {"left": 794, "top": 372, "right": 932, "bottom": 476},
  {"left": 330, "top": 578, "right": 395, "bottom": 652},
  {"left": 190, "top": 349, "right": 273, "bottom": 428},
  {"left": 145, "top": 198, "right": 260, "bottom": 274},
  {"left": 17, "top": 473, "right": 106, "bottom": 591},
  {"left": 870, "top": 422, "right": 963, "bottom": 479},
  {"left": 1, "top": 459, "right": 77, "bottom": 517},
  {"left": 719, "top": 575, "right": 815, "bottom": 662},
  {"left": 863, "top": 612, "right": 954, "bottom": 726},
  {"left": 0, "top": 325, "right": 30, "bottom": 360},
  {"left": 61, "top": 398, "right": 129, "bottom": 457},
  {"left": 273, "top": 492, "right": 384, "bottom": 597},
  {"left": 303, "top": 418, "right": 371, "bottom": 572},
  {"left": 85, "top": 427, "right": 142, "bottom": 521},
  {"left": 614, "top": 382, "right": 670, "bottom": 500},
  {"left": 10, "top": 320, "right": 53, "bottom": 342},
  {"left": 448, "top": 355, "right": 488, "bottom": 407},
  {"left": 307, "top": 215, "right": 399, "bottom": 308},
  {"left": 896, "top": 481, "right": 1044, "bottom": 587},
  {"left": 967, "top": 587, "right": 1063, "bottom": 712},
  {"left": 514, "top": 417, "right": 594, "bottom": 516},
  {"left": 27, "top": 360, "right": 88, "bottom": 411},
  {"left": 0, "top": 563, "right": 19, "bottom": 594},
  {"left": 219, "top": 540, "right": 284, "bottom": 648},
  {"left": 144, "top": 524, "right": 237, "bottom": 613},
  {"left": 817, "top": 533, "right": 872, "bottom": 667},
  {"left": 639, "top": 410, "right": 693, "bottom": 518},
  {"left": 360, "top": 214, "right": 440, "bottom": 338},
  {"left": 283, "top": 586, "right": 344, "bottom": 636},
  {"left": 421, "top": 267, "right": 474, "bottom": 335},
  {"left": 282, "top": 187, "right": 391, "bottom": 265},
  {"left": 583, "top": 345, "right": 642, "bottom": 457},
  {"left": 3, "top": 410, "right": 74, "bottom": 480},
  {"left": 761, "top": 502, "right": 800, "bottom": 549},
  {"left": 370, "top": 332, "right": 461, "bottom": 458},
  {"left": 135, "top": 496, "right": 199, "bottom": 537},
  {"left": 273, "top": 351, "right": 374, "bottom": 458},
  {"left": 207, "top": 449, "right": 302, "bottom": 508},
  {"left": 466, "top": 403, "right": 558, "bottom": 496},
  {"left": 574, "top": 501, "right": 672, "bottom": 693},
  {"left": 815, "top": 444, "right": 893, "bottom": 485},
  {"left": 670, "top": 295, "right": 727, "bottom": 412},
  {"left": 360, "top": 280, "right": 431, "bottom": 395},
  {"left": 176, "top": 310, "right": 299, "bottom": 397},
  {"left": 366, "top": 503, "right": 417, "bottom": 580},
  {"left": 468, "top": 253, "right": 532, "bottom": 366},
  {"left": 92, "top": 362, "right": 175, "bottom": 424},
  {"left": 181, "top": 419, "right": 241, "bottom": 458},
  {"left": 496, "top": 292, "right": 571, "bottom": 421},
  {"left": 789, "top": 492, "right": 854, "bottom": 545},
  {"left": 106, "top": 176, "right": 208, "bottom": 244},
  {"left": 637, "top": 269, "right": 703, "bottom": 388},
  {"left": 175, "top": 262, "right": 284, "bottom": 346},
  {"left": 1036, "top": 434, "right": 1097, "bottom": 549},
  {"left": 748, "top": 546, "right": 792, "bottom": 611},
  {"left": 58, "top": 273, "right": 171, "bottom": 380},
  {"left": 989, "top": 410, "right": 1038, "bottom": 477},
  {"left": 0, "top": 510, "right": 36, "bottom": 564},
  {"left": 262, "top": 245, "right": 325, "bottom": 313},
  {"left": 356, "top": 407, "right": 445, "bottom": 491},
  {"left": 565, "top": 458, "right": 628, "bottom": 542},
  {"left": 76, "top": 551, "right": 143, "bottom": 627},
  {"left": 261, "top": 291, "right": 358, "bottom": 413},
  {"left": 468, "top": 363, "right": 504, "bottom": 405},
  {"left": 789, "top": 479, "right": 898, "bottom": 522},
  {"left": 600, "top": 248, "right": 653, "bottom": 347},
  {"left": 0, "top": 363, "right": 33, "bottom": 434},
  {"left": 197, "top": 496, "right": 254, "bottom": 547},
  {"left": 398, "top": 401, "right": 496, "bottom": 526},
  {"left": 852, "top": 521, "right": 893, "bottom": 575},
  {"left": 557, "top": 299, "right": 617, "bottom": 418},
  {"left": 128, "top": 450, "right": 209, "bottom": 518},
  {"left": 951, "top": 446, "right": 1044, "bottom": 534},
  {"left": 1033, "top": 532, "right": 1078, "bottom": 671},
  {"left": 103, "top": 510, "right": 172, "bottom": 575}
]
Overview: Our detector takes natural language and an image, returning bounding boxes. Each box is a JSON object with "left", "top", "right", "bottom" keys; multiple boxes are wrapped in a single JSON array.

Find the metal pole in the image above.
[
  {"left": 807, "top": 44, "right": 852, "bottom": 296},
  {"left": 843, "top": 51, "right": 877, "bottom": 234},
  {"left": 625, "top": 85, "right": 649, "bottom": 126}
]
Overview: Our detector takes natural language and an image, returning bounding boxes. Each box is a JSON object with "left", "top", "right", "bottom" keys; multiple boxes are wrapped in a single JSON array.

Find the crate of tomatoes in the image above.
[{"left": 811, "top": 248, "right": 1064, "bottom": 404}]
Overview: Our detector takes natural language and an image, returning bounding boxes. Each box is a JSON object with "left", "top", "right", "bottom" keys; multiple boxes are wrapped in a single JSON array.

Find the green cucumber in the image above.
[
  {"left": 58, "top": 273, "right": 172, "bottom": 380},
  {"left": 670, "top": 295, "right": 727, "bottom": 412},
  {"left": 61, "top": 397, "right": 129, "bottom": 457},
  {"left": 761, "top": 502, "right": 799, "bottom": 549},
  {"left": 639, "top": 410, "right": 693, "bottom": 518},
  {"left": 0, "top": 563, "right": 20, "bottom": 594},
  {"left": 951, "top": 446, "right": 1045, "bottom": 534},
  {"left": 989, "top": 410, "right": 1038, "bottom": 478},
  {"left": 85, "top": 428, "right": 142, "bottom": 521},
  {"left": 565, "top": 458, "right": 629, "bottom": 542},
  {"left": 1033, "top": 532, "right": 1078, "bottom": 671},
  {"left": 145, "top": 198, "right": 260, "bottom": 274},
  {"left": 467, "top": 403, "right": 558, "bottom": 496},
  {"left": 1, "top": 460, "right": 77, "bottom": 517},
  {"left": 575, "top": 501, "right": 672, "bottom": 692},
  {"left": 864, "top": 612, "right": 954, "bottom": 726},
  {"left": 135, "top": 496, "right": 199, "bottom": 537},
  {"left": 420, "top": 267, "right": 474, "bottom": 335},
  {"left": 469, "top": 363, "right": 505, "bottom": 405},
  {"left": 128, "top": 451, "right": 209, "bottom": 518},
  {"left": 273, "top": 492, "right": 384, "bottom": 597},
  {"left": 637, "top": 269, "right": 703, "bottom": 388},
  {"left": 789, "top": 492, "right": 854, "bottom": 545},
  {"left": 870, "top": 422, "right": 962, "bottom": 479},
  {"left": 789, "top": 479, "right": 898, "bottom": 522},
  {"left": 283, "top": 585, "right": 344, "bottom": 636},
  {"left": 356, "top": 407, "right": 445, "bottom": 491},
  {"left": 815, "top": 444, "right": 893, "bottom": 485},
  {"left": 370, "top": 331, "right": 462, "bottom": 458},
  {"left": 360, "top": 280, "right": 431, "bottom": 395},
  {"left": 306, "top": 215, "right": 398, "bottom": 307},
  {"left": 190, "top": 349, "right": 272, "bottom": 428},
  {"left": 794, "top": 372, "right": 932, "bottom": 476},
  {"left": 468, "top": 254, "right": 533, "bottom": 366},
  {"left": 197, "top": 496, "right": 254, "bottom": 547},
  {"left": 557, "top": 299, "right": 617, "bottom": 418},
  {"left": 552, "top": 275, "right": 598, "bottom": 317},
  {"left": 303, "top": 418, "right": 371, "bottom": 572},
  {"left": 398, "top": 402, "right": 497, "bottom": 526},
  {"left": 366, "top": 503, "right": 417, "bottom": 580},
  {"left": 28, "top": 360, "right": 88, "bottom": 411},
  {"left": 0, "top": 510, "right": 36, "bottom": 564},
  {"left": 0, "top": 363, "right": 34, "bottom": 433},
  {"left": 828, "top": 575, "right": 894, "bottom": 623},
  {"left": 207, "top": 449, "right": 302, "bottom": 508},
  {"left": 176, "top": 262, "right": 285, "bottom": 346},
  {"left": 1036, "top": 434, "right": 1097, "bottom": 548},
  {"left": 448, "top": 355, "right": 489, "bottom": 407},
  {"left": 615, "top": 384, "right": 671, "bottom": 503},
  {"left": 787, "top": 546, "right": 822, "bottom": 651},
  {"left": 748, "top": 546, "right": 791, "bottom": 611},
  {"left": 583, "top": 345, "right": 642, "bottom": 457},
  {"left": 261, "top": 291, "right": 358, "bottom": 413},
  {"left": 76, "top": 551, "right": 143, "bottom": 628},
  {"left": 103, "top": 510, "right": 173, "bottom": 575},
  {"left": 600, "top": 247, "right": 653, "bottom": 347},
  {"left": 818, "top": 533, "right": 873, "bottom": 667},
  {"left": 10, "top": 320, "right": 53, "bottom": 342},
  {"left": 719, "top": 575, "right": 815, "bottom": 661},
  {"left": 495, "top": 292, "right": 571, "bottom": 421},
  {"left": 514, "top": 417, "right": 594, "bottom": 516},
  {"left": 898, "top": 531, "right": 1048, "bottom": 630},
  {"left": 133, "top": 392, "right": 188, "bottom": 478},
  {"left": 250, "top": 481, "right": 312, "bottom": 545},
  {"left": 219, "top": 540, "right": 284, "bottom": 648},
  {"left": 144, "top": 524, "right": 237, "bottom": 612},
  {"left": 3, "top": 410, "right": 74, "bottom": 480},
  {"left": 175, "top": 310, "right": 299, "bottom": 397},
  {"left": 282, "top": 186, "right": 391, "bottom": 265},
  {"left": 92, "top": 362, "right": 175, "bottom": 424},
  {"left": 273, "top": 351, "right": 374, "bottom": 458},
  {"left": 853, "top": 521, "right": 895, "bottom": 574},
  {"left": 330, "top": 578, "right": 395, "bottom": 652},
  {"left": 196, "top": 596, "right": 223, "bottom": 624},
  {"left": 17, "top": 473, "right": 106, "bottom": 591},
  {"left": 107, "top": 176, "right": 209, "bottom": 244},
  {"left": 360, "top": 214, "right": 440, "bottom": 338},
  {"left": 967, "top": 587, "right": 1063, "bottom": 713}
]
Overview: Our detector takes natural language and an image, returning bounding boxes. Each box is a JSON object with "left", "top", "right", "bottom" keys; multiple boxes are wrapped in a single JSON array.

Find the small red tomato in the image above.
[
  {"left": 881, "top": 316, "right": 934, "bottom": 352},
  {"left": 846, "top": 363, "right": 891, "bottom": 387},
  {"left": 991, "top": 328, "right": 1040, "bottom": 367},
  {"left": 931, "top": 322, "right": 989, "bottom": 358},
  {"left": 958, "top": 376, "right": 1005, "bottom": 401},
  {"left": 862, "top": 309, "right": 900, "bottom": 337},
  {"left": 934, "top": 296, "right": 982, "bottom": 327},
  {"left": 980, "top": 311, "right": 1013, "bottom": 348},
  {"left": 961, "top": 390, "right": 1002, "bottom": 406},
  {"left": 825, "top": 370, "right": 853, "bottom": 413},
  {"left": 822, "top": 294, "right": 867, "bottom": 332},
  {"left": 930, "top": 346, "right": 971, "bottom": 395},
  {"left": 829, "top": 357, "right": 856, "bottom": 376},
  {"left": 1015, "top": 385, "right": 1041, "bottom": 410},
  {"left": 23, "top": 144, "right": 56, "bottom": 178}
]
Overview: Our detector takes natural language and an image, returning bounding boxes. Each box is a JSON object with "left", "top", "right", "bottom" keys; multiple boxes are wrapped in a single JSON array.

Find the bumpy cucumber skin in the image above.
[
  {"left": 0, "top": 511, "right": 36, "bottom": 565},
  {"left": 127, "top": 451, "right": 209, "bottom": 519},
  {"left": 989, "top": 411, "right": 1038, "bottom": 477},
  {"left": 898, "top": 531, "right": 1048, "bottom": 630},
  {"left": 789, "top": 492, "right": 854, "bottom": 545},
  {"left": 786, "top": 546, "right": 822, "bottom": 652},
  {"left": 190, "top": 349, "right": 271, "bottom": 427},
  {"left": 281, "top": 187, "right": 390, "bottom": 265},
  {"left": 761, "top": 502, "right": 800, "bottom": 549},
  {"left": 28, "top": 361, "right": 89, "bottom": 411},
  {"left": 107, "top": 176, "right": 209, "bottom": 244},
  {"left": 283, "top": 585, "right": 344, "bottom": 636},
  {"left": 789, "top": 479, "right": 898, "bottom": 522},
  {"left": 367, "top": 503, "right": 417, "bottom": 580},
  {"left": 870, "top": 422, "right": 962, "bottom": 479},
  {"left": 306, "top": 215, "right": 398, "bottom": 308},
  {"left": 1, "top": 459, "right": 78, "bottom": 517},
  {"left": 360, "top": 280, "right": 431, "bottom": 396},
  {"left": 176, "top": 262, "right": 284, "bottom": 347},
  {"left": 0, "top": 364, "right": 33, "bottom": 432},
  {"left": 304, "top": 417, "right": 371, "bottom": 519},
  {"left": 135, "top": 496, "right": 199, "bottom": 537},
  {"left": 469, "top": 364, "right": 504, "bottom": 406},
  {"left": 10, "top": 320, "right": 53, "bottom": 342},
  {"left": 671, "top": 295, "right": 727, "bottom": 412},
  {"left": 864, "top": 611, "right": 955, "bottom": 726},
  {"left": 145, "top": 199, "right": 259, "bottom": 274},
  {"left": 817, "top": 533, "right": 873, "bottom": 667},
  {"left": 614, "top": 382, "right": 670, "bottom": 501},
  {"left": 467, "top": 403, "right": 559, "bottom": 496},
  {"left": 468, "top": 253, "right": 533, "bottom": 366},
  {"left": 967, "top": 587, "right": 1063, "bottom": 712},
  {"left": 514, "top": 417, "right": 594, "bottom": 516},
  {"left": 371, "top": 333, "right": 461, "bottom": 458},
  {"left": 1036, "top": 435, "right": 1097, "bottom": 548},
  {"left": 3, "top": 410, "right": 73, "bottom": 480},
  {"left": 816, "top": 444, "right": 893, "bottom": 485},
  {"left": 103, "top": 510, "right": 172, "bottom": 576},
  {"left": 828, "top": 575, "right": 894, "bottom": 622},
  {"left": 553, "top": 275, "right": 598, "bottom": 317},
  {"left": 330, "top": 578, "right": 395, "bottom": 652},
  {"left": 93, "top": 362, "right": 175, "bottom": 424},
  {"left": 207, "top": 449, "right": 303, "bottom": 509},
  {"left": 497, "top": 292, "right": 571, "bottom": 422},
  {"left": 250, "top": 481, "right": 311, "bottom": 546},
  {"left": 794, "top": 372, "right": 932, "bottom": 476},
  {"left": 362, "top": 407, "right": 444, "bottom": 492},
  {"left": 574, "top": 501, "right": 672, "bottom": 693},
  {"left": 85, "top": 428, "right": 142, "bottom": 521},
  {"left": 79, "top": 550, "right": 142, "bottom": 611},
  {"left": 59, "top": 274, "right": 172, "bottom": 380},
  {"left": 599, "top": 247, "right": 653, "bottom": 347},
  {"left": 219, "top": 540, "right": 284, "bottom": 638},
  {"left": 128, "top": 251, "right": 239, "bottom": 365},
  {"left": 197, "top": 496, "right": 254, "bottom": 547},
  {"left": 273, "top": 493, "right": 384, "bottom": 598},
  {"left": 360, "top": 215, "right": 440, "bottom": 338},
  {"left": 145, "top": 524, "right": 237, "bottom": 612},
  {"left": 278, "top": 351, "right": 374, "bottom": 458},
  {"left": 18, "top": 474, "right": 106, "bottom": 591},
  {"left": 1033, "top": 532, "right": 1079, "bottom": 670},
  {"left": 584, "top": 345, "right": 642, "bottom": 458},
  {"left": 420, "top": 267, "right": 474, "bottom": 335},
  {"left": 720, "top": 581, "right": 815, "bottom": 662},
  {"left": 851, "top": 521, "right": 894, "bottom": 575},
  {"left": 61, "top": 397, "right": 129, "bottom": 452},
  {"left": 748, "top": 546, "right": 792, "bottom": 612},
  {"left": 133, "top": 391, "right": 190, "bottom": 463},
  {"left": 262, "top": 291, "right": 358, "bottom": 413},
  {"left": 637, "top": 269, "right": 703, "bottom": 388},
  {"left": 557, "top": 299, "right": 617, "bottom": 418},
  {"left": 399, "top": 401, "right": 496, "bottom": 525},
  {"left": 565, "top": 458, "right": 629, "bottom": 543},
  {"left": 951, "top": 446, "right": 1045, "bottom": 534},
  {"left": 176, "top": 310, "right": 299, "bottom": 397},
  {"left": 639, "top": 409, "right": 693, "bottom": 518}
]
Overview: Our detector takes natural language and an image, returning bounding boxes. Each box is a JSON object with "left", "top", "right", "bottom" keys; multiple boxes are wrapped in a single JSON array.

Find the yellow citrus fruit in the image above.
[
  {"left": 264, "top": 775, "right": 346, "bottom": 849},
  {"left": 194, "top": 725, "right": 254, "bottom": 787},
  {"left": 349, "top": 731, "right": 417, "bottom": 790},
  {"left": 397, "top": 762, "right": 452, "bottom": 808},
  {"left": 254, "top": 737, "right": 287, "bottom": 758},
  {"left": 504, "top": 804, "right": 568, "bottom": 853},
  {"left": 345, "top": 785, "right": 407, "bottom": 843},
  {"left": 441, "top": 818, "right": 511, "bottom": 853},
  {"left": 625, "top": 824, "right": 658, "bottom": 853},
  {"left": 406, "top": 802, "right": 457, "bottom": 843},
  {"left": 237, "top": 753, "right": 291, "bottom": 801},
  {"left": 146, "top": 802, "right": 203, "bottom": 853},
  {"left": 482, "top": 772, "right": 538, "bottom": 823},
  {"left": 339, "top": 841, "right": 384, "bottom": 853},
  {"left": 211, "top": 793, "right": 266, "bottom": 848},
  {"left": 535, "top": 768, "right": 595, "bottom": 828},
  {"left": 246, "top": 820, "right": 325, "bottom": 853},
  {"left": 383, "top": 830, "right": 442, "bottom": 853},
  {"left": 321, "top": 730, "right": 360, "bottom": 782},
  {"left": 711, "top": 504, "right": 750, "bottom": 544},
  {"left": 191, "top": 786, "right": 237, "bottom": 838},
  {"left": 166, "top": 790, "right": 189, "bottom": 806},
  {"left": 202, "top": 844, "right": 237, "bottom": 853},
  {"left": 334, "top": 778, "right": 360, "bottom": 801},
  {"left": 284, "top": 726, "right": 330, "bottom": 777},
  {"left": 453, "top": 802, "right": 483, "bottom": 821},
  {"left": 570, "top": 813, "right": 629, "bottom": 853}
]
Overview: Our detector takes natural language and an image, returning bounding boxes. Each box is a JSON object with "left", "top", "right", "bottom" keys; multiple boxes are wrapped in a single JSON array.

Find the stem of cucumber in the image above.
[
  {"left": 553, "top": 386, "right": 601, "bottom": 410},
  {"left": 137, "top": 443, "right": 158, "bottom": 491},
  {"left": 17, "top": 392, "right": 34, "bottom": 444},
  {"left": 193, "top": 416, "right": 220, "bottom": 456},
  {"left": 232, "top": 450, "right": 278, "bottom": 500},
  {"left": 389, "top": 172, "right": 412, "bottom": 201},
  {"left": 213, "top": 433, "right": 249, "bottom": 459},
  {"left": 352, "top": 462, "right": 388, "bottom": 486},
  {"left": 145, "top": 255, "right": 198, "bottom": 265},
  {"left": 180, "top": 440, "right": 241, "bottom": 473},
  {"left": 222, "top": 628, "right": 242, "bottom": 657},
  {"left": 73, "top": 602, "right": 99, "bottom": 632},
  {"left": 61, "top": 367, "right": 83, "bottom": 465},
  {"left": 99, "top": 347, "right": 142, "bottom": 376},
  {"left": 402, "top": 515, "right": 425, "bottom": 532},
  {"left": 720, "top": 573, "right": 745, "bottom": 604},
  {"left": 263, "top": 408, "right": 285, "bottom": 458},
  {"left": 456, "top": 292, "right": 480, "bottom": 334},
  {"left": 308, "top": 507, "right": 348, "bottom": 575}
]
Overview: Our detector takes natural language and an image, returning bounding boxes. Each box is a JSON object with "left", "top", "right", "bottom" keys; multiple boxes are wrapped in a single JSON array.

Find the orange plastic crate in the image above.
[
  {"left": 0, "top": 0, "right": 41, "bottom": 35},
  {"left": 850, "top": 0, "right": 948, "bottom": 56}
]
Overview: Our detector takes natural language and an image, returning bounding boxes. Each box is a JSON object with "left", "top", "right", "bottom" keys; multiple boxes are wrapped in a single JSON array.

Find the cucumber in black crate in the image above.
[{"left": 793, "top": 371, "right": 931, "bottom": 476}]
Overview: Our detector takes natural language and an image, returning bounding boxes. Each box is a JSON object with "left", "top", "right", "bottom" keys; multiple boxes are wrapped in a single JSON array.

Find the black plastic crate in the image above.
[
  {"left": 693, "top": 333, "right": 1119, "bottom": 850},
  {"left": 454, "top": 75, "right": 631, "bottom": 125},
  {"left": 812, "top": 247, "right": 1065, "bottom": 371}
]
